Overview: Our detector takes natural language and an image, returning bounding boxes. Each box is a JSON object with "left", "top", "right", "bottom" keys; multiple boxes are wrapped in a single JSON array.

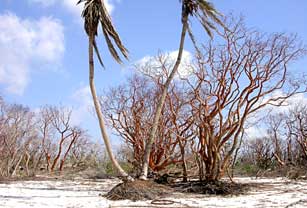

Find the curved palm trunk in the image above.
[
  {"left": 88, "top": 34, "right": 130, "bottom": 179},
  {"left": 140, "top": 15, "right": 189, "bottom": 180}
]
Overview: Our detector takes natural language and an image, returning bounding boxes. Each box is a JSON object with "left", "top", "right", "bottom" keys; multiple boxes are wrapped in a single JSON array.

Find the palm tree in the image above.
[
  {"left": 78, "top": 0, "right": 131, "bottom": 179},
  {"left": 140, "top": 0, "right": 225, "bottom": 180}
]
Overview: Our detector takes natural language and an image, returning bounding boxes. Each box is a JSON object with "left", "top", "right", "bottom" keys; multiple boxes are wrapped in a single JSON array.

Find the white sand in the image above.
[{"left": 0, "top": 177, "right": 306, "bottom": 208}]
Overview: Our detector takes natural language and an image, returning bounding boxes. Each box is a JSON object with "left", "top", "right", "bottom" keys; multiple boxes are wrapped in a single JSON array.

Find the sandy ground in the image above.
[{"left": 0, "top": 177, "right": 307, "bottom": 208}]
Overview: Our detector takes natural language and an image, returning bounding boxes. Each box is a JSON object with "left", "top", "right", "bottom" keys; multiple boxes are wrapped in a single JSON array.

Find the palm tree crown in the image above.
[
  {"left": 181, "top": 0, "right": 225, "bottom": 38},
  {"left": 78, "top": 0, "right": 128, "bottom": 65}
]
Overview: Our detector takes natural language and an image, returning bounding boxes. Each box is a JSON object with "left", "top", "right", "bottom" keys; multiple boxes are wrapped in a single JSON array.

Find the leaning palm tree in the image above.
[
  {"left": 140, "top": 0, "right": 225, "bottom": 180},
  {"left": 78, "top": 0, "right": 131, "bottom": 179}
]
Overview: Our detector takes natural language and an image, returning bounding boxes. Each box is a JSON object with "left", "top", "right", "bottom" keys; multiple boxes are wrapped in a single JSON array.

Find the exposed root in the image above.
[
  {"left": 172, "top": 180, "right": 250, "bottom": 195},
  {"left": 285, "top": 199, "right": 307, "bottom": 208},
  {"left": 138, "top": 175, "right": 147, "bottom": 181},
  {"left": 105, "top": 180, "right": 172, "bottom": 201}
]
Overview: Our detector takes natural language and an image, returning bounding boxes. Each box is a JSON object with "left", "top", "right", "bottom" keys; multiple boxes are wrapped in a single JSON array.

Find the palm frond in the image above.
[
  {"left": 187, "top": 25, "right": 201, "bottom": 55},
  {"left": 79, "top": 0, "right": 128, "bottom": 66},
  {"left": 101, "top": 27, "right": 123, "bottom": 63},
  {"left": 99, "top": 1, "right": 128, "bottom": 62},
  {"left": 181, "top": 0, "right": 226, "bottom": 38},
  {"left": 93, "top": 39, "right": 104, "bottom": 68}
]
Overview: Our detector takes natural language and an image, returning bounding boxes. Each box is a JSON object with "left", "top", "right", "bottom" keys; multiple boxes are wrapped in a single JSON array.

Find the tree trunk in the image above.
[
  {"left": 25, "top": 152, "right": 30, "bottom": 176},
  {"left": 46, "top": 154, "right": 51, "bottom": 172},
  {"left": 231, "top": 130, "right": 244, "bottom": 177},
  {"left": 51, "top": 133, "right": 69, "bottom": 172},
  {"left": 287, "top": 137, "right": 293, "bottom": 164},
  {"left": 59, "top": 133, "right": 77, "bottom": 172},
  {"left": 33, "top": 150, "right": 43, "bottom": 173},
  {"left": 179, "top": 139, "right": 188, "bottom": 182},
  {"left": 182, "top": 158, "right": 188, "bottom": 182},
  {"left": 140, "top": 14, "right": 189, "bottom": 180},
  {"left": 88, "top": 34, "right": 131, "bottom": 180},
  {"left": 11, "top": 155, "right": 23, "bottom": 177},
  {"left": 197, "top": 155, "right": 204, "bottom": 181}
]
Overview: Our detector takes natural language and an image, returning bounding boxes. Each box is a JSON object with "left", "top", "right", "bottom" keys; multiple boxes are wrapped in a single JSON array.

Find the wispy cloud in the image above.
[
  {"left": 245, "top": 92, "right": 307, "bottom": 139},
  {"left": 70, "top": 85, "right": 94, "bottom": 126},
  {"left": 135, "top": 50, "right": 193, "bottom": 79},
  {"left": 0, "top": 12, "right": 64, "bottom": 95},
  {"left": 29, "top": 0, "right": 115, "bottom": 18}
]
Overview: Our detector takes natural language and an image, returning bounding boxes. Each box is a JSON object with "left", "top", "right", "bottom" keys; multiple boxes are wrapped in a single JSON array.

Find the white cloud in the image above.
[
  {"left": 0, "top": 12, "right": 64, "bottom": 95},
  {"left": 29, "top": 0, "right": 114, "bottom": 17},
  {"left": 266, "top": 92, "right": 307, "bottom": 113},
  {"left": 251, "top": 90, "right": 307, "bottom": 116},
  {"left": 244, "top": 92, "right": 307, "bottom": 139},
  {"left": 244, "top": 126, "right": 268, "bottom": 140},
  {"left": 29, "top": 0, "right": 56, "bottom": 7},
  {"left": 135, "top": 50, "right": 193, "bottom": 79},
  {"left": 70, "top": 85, "right": 93, "bottom": 126}
]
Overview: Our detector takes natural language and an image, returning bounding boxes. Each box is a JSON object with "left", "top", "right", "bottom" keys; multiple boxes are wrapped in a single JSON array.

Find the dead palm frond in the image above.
[
  {"left": 78, "top": 0, "right": 128, "bottom": 66},
  {"left": 181, "top": 0, "right": 225, "bottom": 39}
]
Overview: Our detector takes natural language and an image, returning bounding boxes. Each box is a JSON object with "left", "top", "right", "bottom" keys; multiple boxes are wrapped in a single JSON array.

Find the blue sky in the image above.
[{"left": 0, "top": 0, "right": 307, "bottom": 143}]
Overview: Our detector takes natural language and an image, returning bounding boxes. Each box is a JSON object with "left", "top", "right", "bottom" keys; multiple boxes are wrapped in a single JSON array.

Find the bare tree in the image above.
[
  {"left": 287, "top": 104, "right": 307, "bottom": 162},
  {"left": 69, "top": 135, "right": 100, "bottom": 169},
  {"left": 266, "top": 114, "right": 287, "bottom": 166},
  {"left": 59, "top": 128, "right": 84, "bottom": 171},
  {"left": 0, "top": 98, "right": 99, "bottom": 177},
  {"left": 49, "top": 106, "right": 74, "bottom": 172},
  {"left": 103, "top": 70, "right": 193, "bottom": 175},
  {"left": 37, "top": 106, "right": 55, "bottom": 171},
  {"left": 36, "top": 106, "right": 86, "bottom": 172},
  {"left": 185, "top": 17, "right": 306, "bottom": 181},
  {"left": 166, "top": 82, "right": 195, "bottom": 181},
  {"left": 252, "top": 138, "right": 274, "bottom": 170},
  {"left": 0, "top": 103, "right": 36, "bottom": 177}
]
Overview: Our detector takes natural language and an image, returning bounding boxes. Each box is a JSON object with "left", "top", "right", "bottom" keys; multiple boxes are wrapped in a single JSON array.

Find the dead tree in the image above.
[
  {"left": 166, "top": 85, "right": 195, "bottom": 181},
  {"left": 287, "top": 104, "right": 307, "bottom": 164},
  {"left": 37, "top": 106, "right": 56, "bottom": 171},
  {"left": 267, "top": 114, "right": 286, "bottom": 166},
  {"left": 0, "top": 98, "right": 6, "bottom": 176},
  {"left": 69, "top": 135, "right": 97, "bottom": 168},
  {"left": 0, "top": 103, "right": 36, "bottom": 177},
  {"left": 250, "top": 138, "right": 274, "bottom": 170},
  {"left": 185, "top": 17, "right": 306, "bottom": 181},
  {"left": 49, "top": 106, "right": 74, "bottom": 171},
  {"left": 59, "top": 128, "right": 83, "bottom": 171},
  {"left": 103, "top": 70, "right": 192, "bottom": 175},
  {"left": 0, "top": 99, "right": 92, "bottom": 176},
  {"left": 37, "top": 106, "right": 82, "bottom": 172}
]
